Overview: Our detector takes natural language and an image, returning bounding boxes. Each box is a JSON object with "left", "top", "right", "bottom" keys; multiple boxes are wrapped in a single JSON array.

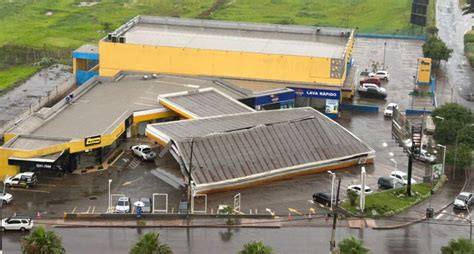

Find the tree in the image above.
[
  {"left": 441, "top": 238, "right": 474, "bottom": 254},
  {"left": 449, "top": 144, "right": 473, "bottom": 170},
  {"left": 21, "top": 226, "right": 65, "bottom": 254},
  {"left": 239, "top": 241, "right": 272, "bottom": 254},
  {"left": 422, "top": 37, "right": 453, "bottom": 65},
  {"left": 338, "top": 237, "right": 370, "bottom": 254},
  {"left": 129, "top": 232, "right": 172, "bottom": 254},
  {"left": 432, "top": 103, "right": 474, "bottom": 126},
  {"left": 433, "top": 119, "right": 464, "bottom": 146},
  {"left": 426, "top": 26, "right": 439, "bottom": 36},
  {"left": 432, "top": 103, "right": 474, "bottom": 146},
  {"left": 347, "top": 189, "right": 358, "bottom": 206}
]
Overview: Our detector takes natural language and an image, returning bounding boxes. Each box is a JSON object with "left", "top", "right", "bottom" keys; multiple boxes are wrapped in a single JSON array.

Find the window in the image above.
[
  {"left": 21, "top": 220, "right": 29, "bottom": 224},
  {"left": 8, "top": 220, "right": 20, "bottom": 224}
]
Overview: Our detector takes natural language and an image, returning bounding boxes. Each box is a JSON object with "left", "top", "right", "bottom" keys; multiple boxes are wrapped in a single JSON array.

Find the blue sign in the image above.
[
  {"left": 288, "top": 87, "right": 340, "bottom": 100},
  {"left": 254, "top": 91, "right": 295, "bottom": 106}
]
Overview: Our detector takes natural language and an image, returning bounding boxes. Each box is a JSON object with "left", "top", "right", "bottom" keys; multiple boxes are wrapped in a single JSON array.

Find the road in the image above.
[
  {"left": 436, "top": 0, "right": 474, "bottom": 107},
  {"left": 2, "top": 221, "right": 472, "bottom": 254}
]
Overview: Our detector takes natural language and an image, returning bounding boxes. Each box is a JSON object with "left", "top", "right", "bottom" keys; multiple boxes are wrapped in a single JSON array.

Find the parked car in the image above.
[
  {"left": 369, "top": 70, "right": 390, "bottom": 80},
  {"left": 115, "top": 196, "right": 131, "bottom": 213},
  {"left": 358, "top": 87, "right": 387, "bottom": 99},
  {"left": 139, "top": 197, "right": 152, "bottom": 213},
  {"left": 360, "top": 77, "right": 382, "bottom": 86},
  {"left": 4, "top": 172, "right": 38, "bottom": 188},
  {"left": 312, "top": 192, "right": 339, "bottom": 207},
  {"left": 390, "top": 170, "right": 417, "bottom": 185},
  {"left": 384, "top": 103, "right": 399, "bottom": 117},
  {"left": 378, "top": 176, "right": 403, "bottom": 190},
  {"left": 454, "top": 192, "right": 473, "bottom": 210},
  {"left": 1, "top": 216, "right": 34, "bottom": 231},
  {"left": 347, "top": 185, "right": 373, "bottom": 195},
  {"left": 0, "top": 192, "right": 13, "bottom": 204},
  {"left": 416, "top": 149, "right": 437, "bottom": 163},
  {"left": 359, "top": 83, "right": 380, "bottom": 91},
  {"left": 130, "top": 144, "right": 156, "bottom": 161}
]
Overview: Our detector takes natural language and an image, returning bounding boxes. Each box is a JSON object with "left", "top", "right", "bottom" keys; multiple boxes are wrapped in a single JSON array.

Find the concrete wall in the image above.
[{"left": 99, "top": 41, "right": 345, "bottom": 86}]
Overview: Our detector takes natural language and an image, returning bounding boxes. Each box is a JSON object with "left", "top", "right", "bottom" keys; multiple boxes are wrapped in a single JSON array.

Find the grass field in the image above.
[
  {"left": 212, "top": 0, "right": 435, "bottom": 34},
  {"left": 0, "top": 65, "right": 40, "bottom": 92}
]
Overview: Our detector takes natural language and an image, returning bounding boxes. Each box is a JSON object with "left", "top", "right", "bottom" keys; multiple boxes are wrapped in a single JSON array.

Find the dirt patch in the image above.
[{"left": 197, "top": 0, "right": 231, "bottom": 19}]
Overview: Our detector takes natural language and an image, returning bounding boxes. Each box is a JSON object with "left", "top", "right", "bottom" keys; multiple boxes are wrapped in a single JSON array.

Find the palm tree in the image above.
[
  {"left": 239, "top": 241, "right": 272, "bottom": 254},
  {"left": 129, "top": 232, "right": 172, "bottom": 254},
  {"left": 21, "top": 226, "right": 65, "bottom": 254},
  {"left": 441, "top": 238, "right": 474, "bottom": 254},
  {"left": 338, "top": 236, "right": 370, "bottom": 254}
]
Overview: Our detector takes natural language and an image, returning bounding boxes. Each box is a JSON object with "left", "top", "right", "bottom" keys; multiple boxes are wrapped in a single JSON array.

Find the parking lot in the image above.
[{"left": 0, "top": 37, "right": 437, "bottom": 219}]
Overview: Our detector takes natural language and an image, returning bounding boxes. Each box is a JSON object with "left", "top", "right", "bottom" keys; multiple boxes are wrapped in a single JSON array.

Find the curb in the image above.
[
  {"left": 372, "top": 170, "right": 469, "bottom": 230},
  {"left": 48, "top": 224, "right": 282, "bottom": 229}
]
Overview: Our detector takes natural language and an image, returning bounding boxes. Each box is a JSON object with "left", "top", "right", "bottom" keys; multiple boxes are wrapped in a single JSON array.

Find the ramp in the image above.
[{"left": 150, "top": 168, "right": 185, "bottom": 190}]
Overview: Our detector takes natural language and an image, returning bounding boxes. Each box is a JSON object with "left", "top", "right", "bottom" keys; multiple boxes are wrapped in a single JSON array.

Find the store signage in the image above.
[
  {"left": 36, "top": 163, "right": 52, "bottom": 169},
  {"left": 325, "top": 99, "right": 339, "bottom": 114},
  {"left": 85, "top": 135, "right": 101, "bottom": 146},
  {"left": 289, "top": 87, "right": 340, "bottom": 99},
  {"left": 254, "top": 91, "right": 295, "bottom": 106}
]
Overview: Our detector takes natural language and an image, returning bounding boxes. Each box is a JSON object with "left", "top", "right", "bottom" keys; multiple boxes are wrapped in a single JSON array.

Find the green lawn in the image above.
[
  {"left": 211, "top": 0, "right": 436, "bottom": 34},
  {"left": 0, "top": 0, "right": 214, "bottom": 49},
  {"left": 342, "top": 183, "right": 432, "bottom": 217},
  {"left": 0, "top": 65, "right": 41, "bottom": 92}
]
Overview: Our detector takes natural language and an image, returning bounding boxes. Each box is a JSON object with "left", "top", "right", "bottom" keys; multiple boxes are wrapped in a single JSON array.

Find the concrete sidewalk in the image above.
[{"left": 36, "top": 217, "right": 282, "bottom": 229}]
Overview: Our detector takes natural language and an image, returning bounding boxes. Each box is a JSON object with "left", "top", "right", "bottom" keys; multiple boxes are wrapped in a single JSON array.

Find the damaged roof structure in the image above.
[{"left": 146, "top": 107, "right": 374, "bottom": 193}]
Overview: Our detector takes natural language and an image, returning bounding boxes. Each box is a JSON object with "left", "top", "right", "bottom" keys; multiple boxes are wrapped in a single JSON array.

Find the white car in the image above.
[
  {"left": 1, "top": 216, "right": 34, "bottom": 231},
  {"left": 384, "top": 103, "right": 399, "bottom": 117},
  {"left": 0, "top": 192, "right": 13, "bottom": 204},
  {"left": 347, "top": 184, "right": 373, "bottom": 195},
  {"left": 131, "top": 144, "right": 156, "bottom": 161},
  {"left": 369, "top": 70, "right": 390, "bottom": 80},
  {"left": 115, "top": 196, "right": 131, "bottom": 213},
  {"left": 390, "top": 170, "right": 417, "bottom": 185},
  {"left": 4, "top": 172, "right": 37, "bottom": 188},
  {"left": 416, "top": 149, "right": 437, "bottom": 163},
  {"left": 358, "top": 83, "right": 386, "bottom": 93},
  {"left": 454, "top": 192, "right": 473, "bottom": 210}
]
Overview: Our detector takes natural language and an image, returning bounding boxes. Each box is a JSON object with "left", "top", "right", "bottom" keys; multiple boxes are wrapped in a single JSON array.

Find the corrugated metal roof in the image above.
[
  {"left": 148, "top": 108, "right": 373, "bottom": 187},
  {"left": 159, "top": 88, "right": 254, "bottom": 118},
  {"left": 147, "top": 107, "right": 320, "bottom": 142}
]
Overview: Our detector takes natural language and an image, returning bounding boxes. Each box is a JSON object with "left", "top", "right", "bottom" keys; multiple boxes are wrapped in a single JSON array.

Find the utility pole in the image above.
[
  {"left": 187, "top": 137, "right": 195, "bottom": 216},
  {"left": 330, "top": 178, "right": 342, "bottom": 252}
]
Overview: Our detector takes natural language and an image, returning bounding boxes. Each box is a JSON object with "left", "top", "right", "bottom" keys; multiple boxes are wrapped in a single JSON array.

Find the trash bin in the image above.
[{"left": 426, "top": 208, "right": 434, "bottom": 218}]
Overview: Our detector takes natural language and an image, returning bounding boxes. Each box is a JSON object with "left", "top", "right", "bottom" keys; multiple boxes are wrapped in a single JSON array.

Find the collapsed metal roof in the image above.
[{"left": 146, "top": 107, "right": 374, "bottom": 193}]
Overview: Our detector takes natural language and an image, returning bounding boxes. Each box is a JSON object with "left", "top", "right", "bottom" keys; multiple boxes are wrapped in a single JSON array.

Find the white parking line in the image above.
[{"left": 10, "top": 188, "right": 50, "bottom": 193}]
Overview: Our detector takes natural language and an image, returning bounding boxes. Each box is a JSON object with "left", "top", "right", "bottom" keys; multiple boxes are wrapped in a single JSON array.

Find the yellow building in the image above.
[{"left": 97, "top": 16, "right": 355, "bottom": 116}]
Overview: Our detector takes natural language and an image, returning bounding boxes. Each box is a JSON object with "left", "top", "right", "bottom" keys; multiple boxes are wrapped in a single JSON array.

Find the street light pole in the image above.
[
  {"left": 330, "top": 178, "right": 342, "bottom": 252},
  {"left": 328, "top": 171, "right": 335, "bottom": 211},
  {"left": 468, "top": 206, "right": 472, "bottom": 241},
  {"left": 108, "top": 179, "right": 112, "bottom": 213},
  {"left": 187, "top": 137, "right": 195, "bottom": 216},
  {"left": 437, "top": 144, "right": 446, "bottom": 175}
]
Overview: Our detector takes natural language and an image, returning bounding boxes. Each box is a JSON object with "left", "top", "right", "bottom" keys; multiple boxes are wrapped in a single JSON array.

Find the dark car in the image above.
[
  {"left": 359, "top": 77, "right": 382, "bottom": 86},
  {"left": 359, "top": 87, "right": 387, "bottom": 99},
  {"left": 312, "top": 192, "right": 339, "bottom": 207},
  {"left": 140, "top": 197, "right": 152, "bottom": 213},
  {"left": 378, "top": 176, "right": 403, "bottom": 190}
]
